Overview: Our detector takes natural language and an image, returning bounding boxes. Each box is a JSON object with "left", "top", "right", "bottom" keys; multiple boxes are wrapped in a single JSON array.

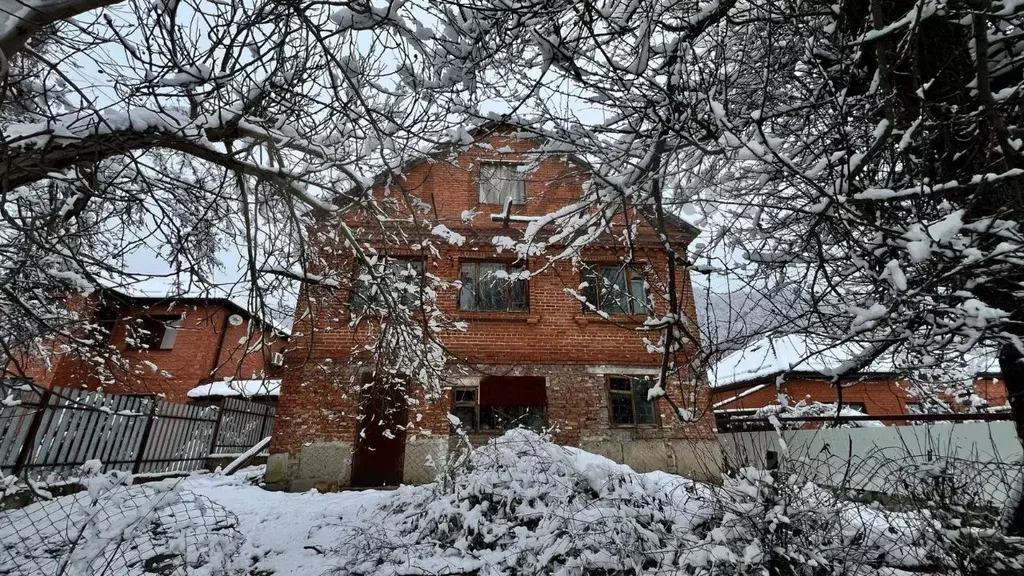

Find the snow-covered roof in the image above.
[
  {"left": 186, "top": 379, "right": 282, "bottom": 399},
  {"left": 100, "top": 286, "right": 292, "bottom": 336},
  {"left": 708, "top": 334, "right": 898, "bottom": 388}
]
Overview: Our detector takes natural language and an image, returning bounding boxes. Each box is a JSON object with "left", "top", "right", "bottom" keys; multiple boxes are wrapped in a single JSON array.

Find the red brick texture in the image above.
[
  {"left": 8, "top": 296, "right": 284, "bottom": 402},
  {"left": 270, "top": 130, "right": 719, "bottom": 471},
  {"left": 712, "top": 375, "right": 1011, "bottom": 415}
]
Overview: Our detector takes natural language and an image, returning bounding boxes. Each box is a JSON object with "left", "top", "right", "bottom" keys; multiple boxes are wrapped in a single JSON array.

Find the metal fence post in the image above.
[
  {"left": 260, "top": 405, "right": 272, "bottom": 440},
  {"left": 208, "top": 403, "right": 225, "bottom": 456},
  {"left": 12, "top": 386, "right": 52, "bottom": 478},
  {"left": 132, "top": 396, "right": 160, "bottom": 474}
]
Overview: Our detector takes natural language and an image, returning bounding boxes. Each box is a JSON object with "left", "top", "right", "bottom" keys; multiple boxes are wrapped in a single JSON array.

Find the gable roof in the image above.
[
  {"left": 709, "top": 332, "right": 1004, "bottom": 390},
  {"left": 709, "top": 333, "right": 899, "bottom": 389},
  {"left": 343, "top": 120, "right": 700, "bottom": 237}
]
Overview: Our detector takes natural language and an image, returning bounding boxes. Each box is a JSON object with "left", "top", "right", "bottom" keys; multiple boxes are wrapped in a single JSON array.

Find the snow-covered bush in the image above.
[
  {"left": 334, "top": 430, "right": 1022, "bottom": 575},
  {"left": 336, "top": 429, "right": 714, "bottom": 575}
]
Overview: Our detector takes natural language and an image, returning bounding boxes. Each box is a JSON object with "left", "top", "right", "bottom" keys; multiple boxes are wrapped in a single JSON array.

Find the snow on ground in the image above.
[
  {"left": 182, "top": 468, "right": 387, "bottom": 575},
  {"left": 0, "top": 467, "right": 387, "bottom": 576}
]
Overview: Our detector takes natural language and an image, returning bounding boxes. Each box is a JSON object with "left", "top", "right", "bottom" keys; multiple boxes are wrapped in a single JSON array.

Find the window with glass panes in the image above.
[
  {"left": 351, "top": 258, "right": 424, "bottom": 313},
  {"left": 478, "top": 162, "right": 526, "bottom": 205},
  {"left": 608, "top": 377, "right": 658, "bottom": 426},
  {"left": 583, "top": 266, "right": 648, "bottom": 314},
  {"left": 458, "top": 261, "right": 528, "bottom": 312}
]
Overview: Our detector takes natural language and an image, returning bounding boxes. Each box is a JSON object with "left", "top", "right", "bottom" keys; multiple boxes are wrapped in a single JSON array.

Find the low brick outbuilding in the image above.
[{"left": 709, "top": 334, "right": 1010, "bottom": 428}]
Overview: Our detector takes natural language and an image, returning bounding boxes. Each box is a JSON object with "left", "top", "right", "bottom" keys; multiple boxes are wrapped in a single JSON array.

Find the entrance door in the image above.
[{"left": 350, "top": 374, "right": 408, "bottom": 487}]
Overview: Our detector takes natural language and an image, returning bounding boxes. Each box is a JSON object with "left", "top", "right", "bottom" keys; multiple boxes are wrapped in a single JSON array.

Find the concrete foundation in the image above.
[
  {"left": 581, "top": 438, "right": 724, "bottom": 483},
  {"left": 268, "top": 436, "right": 723, "bottom": 490},
  {"left": 402, "top": 435, "right": 450, "bottom": 484},
  {"left": 266, "top": 441, "right": 353, "bottom": 492}
]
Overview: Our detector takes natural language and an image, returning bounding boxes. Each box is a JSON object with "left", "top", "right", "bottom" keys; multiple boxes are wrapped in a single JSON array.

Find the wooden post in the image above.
[
  {"left": 12, "top": 386, "right": 52, "bottom": 478},
  {"left": 132, "top": 396, "right": 159, "bottom": 474}
]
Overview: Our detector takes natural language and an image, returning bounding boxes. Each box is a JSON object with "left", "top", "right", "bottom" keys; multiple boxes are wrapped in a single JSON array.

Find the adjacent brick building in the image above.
[
  {"left": 7, "top": 289, "right": 286, "bottom": 402},
  {"left": 266, "top": 125, "right": 723, "bottom": 491},
  {"left": 710, "top": 334, "right": 1010, "bottom": 428}
]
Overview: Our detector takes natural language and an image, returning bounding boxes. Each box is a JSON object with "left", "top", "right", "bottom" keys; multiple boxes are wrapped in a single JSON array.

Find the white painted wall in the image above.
[{"left": 720, "top": 422, "right": 1023, "bottom": 504}]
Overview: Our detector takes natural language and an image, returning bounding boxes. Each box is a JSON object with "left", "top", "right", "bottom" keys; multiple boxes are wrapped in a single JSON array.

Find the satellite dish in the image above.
[{"left": 227, "top": 314, "right": 244, "bottom": 327}]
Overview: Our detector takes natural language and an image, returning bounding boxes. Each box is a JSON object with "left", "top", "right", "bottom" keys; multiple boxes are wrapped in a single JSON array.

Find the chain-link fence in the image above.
[{"left": 1, "top": 469, "right": 242, "bottom": 576}]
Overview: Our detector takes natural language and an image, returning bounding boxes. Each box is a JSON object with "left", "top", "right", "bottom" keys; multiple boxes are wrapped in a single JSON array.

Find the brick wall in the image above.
[
  {"left": 975, "top": 376, "right": 1009, "bottom": 406},
  {"left": 9, "top": 296, "right": 284, "bottom": 403}
]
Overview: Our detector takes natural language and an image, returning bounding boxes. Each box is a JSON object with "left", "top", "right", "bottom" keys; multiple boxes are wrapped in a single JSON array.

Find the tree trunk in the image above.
[{"left": 998, "top": 342, "right": 1024, "bottom": 535}]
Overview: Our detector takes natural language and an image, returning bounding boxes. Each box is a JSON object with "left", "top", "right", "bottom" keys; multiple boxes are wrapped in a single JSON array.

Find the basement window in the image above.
[
  {"left": 608, "top": 376, "right": 657, "bottom": 426},
  {"left": 450, "top": 376, "right": 546, "bottom": 432}
]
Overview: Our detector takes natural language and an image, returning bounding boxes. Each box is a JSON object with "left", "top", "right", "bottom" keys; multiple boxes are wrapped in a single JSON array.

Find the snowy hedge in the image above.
[{"left": 335, "top": 430, "right": 1023, "bottom": 575}]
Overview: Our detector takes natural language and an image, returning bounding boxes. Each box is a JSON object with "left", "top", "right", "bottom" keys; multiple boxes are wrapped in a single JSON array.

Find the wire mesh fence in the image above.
[{"left": 1, "top": 471, "right": 243, "bottom": 576}]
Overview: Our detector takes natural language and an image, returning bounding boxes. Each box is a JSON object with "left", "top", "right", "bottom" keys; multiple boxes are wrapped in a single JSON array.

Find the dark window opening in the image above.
[
  {"left": 583, "top": 266, "right": 648, "bottom": 315},
  {"left": 351, "top": 258, "right": 425, "bottom": 314},
  {"left": 843, "top": 402, "right": 867, "bottom": 414},
  {"left": 94, "top": 305, "right": 118, "bottom": 345},
  {"left": 479, "top": 162, "right": 526, "bottom": 205},
  {"left": 715, "top": 410, "right": 774, "bottom": 432},
  {"left": 609, "top": 376, "right": 658, "bottom": 426},
  {"left": 459, "top": 261, "right": 528, "bottom": 312},
  {"left": 127, "top": 315, "right": 182, "bottom": 351},
  {"left": 451, "top": 376, "right": 546, "bottom": 432}
]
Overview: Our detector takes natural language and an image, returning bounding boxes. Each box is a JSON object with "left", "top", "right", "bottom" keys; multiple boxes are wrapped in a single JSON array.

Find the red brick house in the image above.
[
  {"left": 7, "top": 289, "right": 287, "bottom": 402},
  {"left": 710, "top": 334, "right": 1010, "bottom": 428},
  {"left": 266, "top": 126, "right": 722, "bottom": 490}
]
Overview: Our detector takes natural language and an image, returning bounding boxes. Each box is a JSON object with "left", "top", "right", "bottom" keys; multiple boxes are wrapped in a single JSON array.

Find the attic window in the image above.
[
  {"left": 128, "top": 315, "right": 183, "bottom": 351},
  {"left": 479, "top": 163, "right": 526, "bottom": 205}
]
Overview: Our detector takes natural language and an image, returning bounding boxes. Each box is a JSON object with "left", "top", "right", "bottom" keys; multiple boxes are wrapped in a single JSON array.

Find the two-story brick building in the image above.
[
  {"left": 7, "top": 289, "right": 286, "bottom": 402},
  {"left": 266, "top": 125, "right": 723, "bottom": 491}
]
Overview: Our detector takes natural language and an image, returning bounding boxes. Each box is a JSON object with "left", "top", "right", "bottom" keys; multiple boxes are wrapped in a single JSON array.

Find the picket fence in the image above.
[{"left": 0, "top": 380, "right": 275, "bottom": 481}]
